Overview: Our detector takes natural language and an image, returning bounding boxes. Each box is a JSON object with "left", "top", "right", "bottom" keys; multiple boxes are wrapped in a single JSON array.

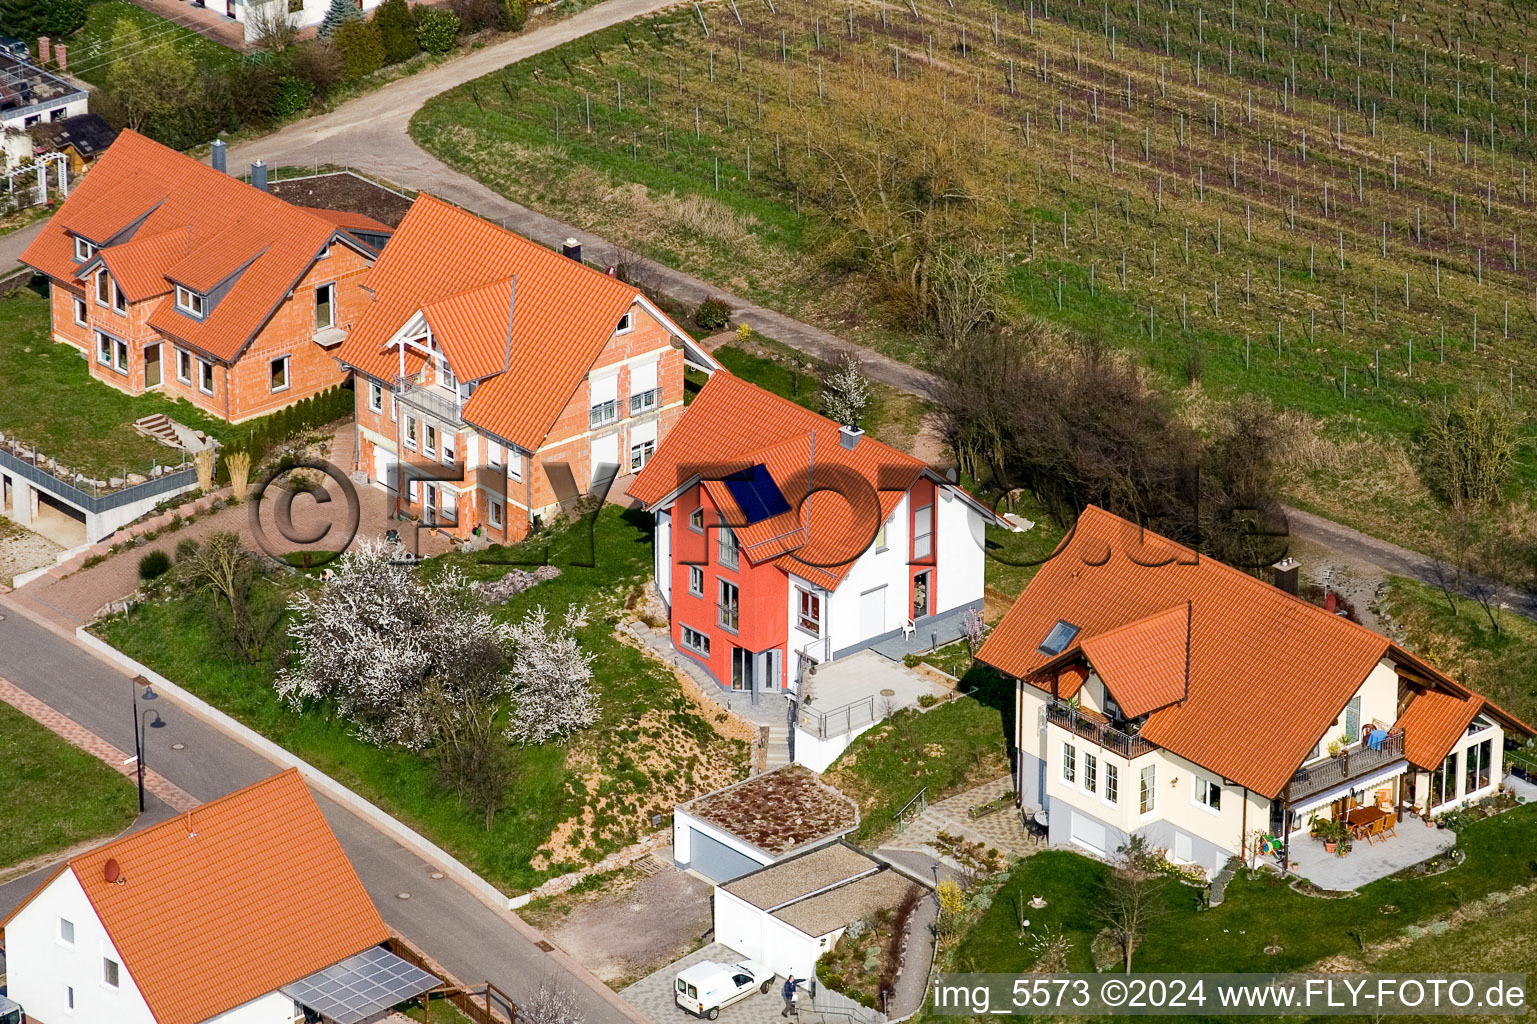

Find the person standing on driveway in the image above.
[{"left": 781, "top": 976, "right": 801, "bottom": 1017}]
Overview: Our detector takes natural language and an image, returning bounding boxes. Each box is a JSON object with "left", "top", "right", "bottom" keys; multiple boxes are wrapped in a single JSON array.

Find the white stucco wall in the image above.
[
  {"left": 712, "top": 888, "right": 827, "bottom": 981},
  {"left": 934, "top": 487, "right": 986, "bottom": 614},
  {"left": 672, "top": 807, "right": 774, "bottom": 869},
  {"left": 236, "top": 0, "right": 383, "bottom": 40},
  {"left": 5, "top": 870, "right": 157, "bottom": 1024},
  {"left": 207, "top": 990, "right": 300, "bottom": 1024},
  {"left": 819, "top": 494, "right": 910, "bottom": 655},
  {"left": 656, "top": 509, "right": 672, "bottom": 605}
]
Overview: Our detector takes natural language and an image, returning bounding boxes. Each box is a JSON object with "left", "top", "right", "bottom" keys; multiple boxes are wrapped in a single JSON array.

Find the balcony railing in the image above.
[
  {"left": 1047, "top": 700, "right": 1159, "bottom": 760},
  {"left": 394, "top": 376, "right": 464, "bottom": 428},
  {"left": 1286, "top": 729, "right": 1406, "bottom": 803}
]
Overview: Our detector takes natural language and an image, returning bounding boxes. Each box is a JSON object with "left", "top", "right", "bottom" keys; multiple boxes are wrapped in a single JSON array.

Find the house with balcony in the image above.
[
  {"left": 978, "top": 505, "right": 1534, "bottom": 880},
  {"left": 628, "top": 372, "right": 1006, "bottom": 766},
  {"left": 0, "top": 52, "right": 87, "bottom": 168},
  {"left": 336, "top": 194, "right": 717, "bottom": 544},
  {"left": 21, "top": 130, "right": 391, "bottom": 423},
  {"left": 0, "top": 769, "right": 439, "bottom": 1024}
]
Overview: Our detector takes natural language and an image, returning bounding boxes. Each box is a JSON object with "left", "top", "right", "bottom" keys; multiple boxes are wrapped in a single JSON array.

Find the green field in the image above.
[
  {"left": 413, "top": 0, "right": 1537, "bottom": 556},
  {"left": 93, "top": 507, "right": 748, "bottom": 893},
  {"left": 65, "top": 0, "right": 238, "bottom": 90},
  {"left": 0, "top": 700, "right": 137, "bottom": 873}
]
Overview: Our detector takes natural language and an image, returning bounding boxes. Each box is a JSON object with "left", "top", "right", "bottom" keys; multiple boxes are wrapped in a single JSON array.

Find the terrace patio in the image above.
[{"left": 1287, "top": 812, "right": 1456, "bottom": 890}]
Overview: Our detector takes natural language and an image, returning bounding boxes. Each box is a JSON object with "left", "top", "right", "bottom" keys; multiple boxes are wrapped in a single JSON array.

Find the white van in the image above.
[
  {"left": 0, "top": 995, "right": 25, "bottom": 1024},
  {"left": 674, "top": 960, "right": 773, "bottom": 1019}
]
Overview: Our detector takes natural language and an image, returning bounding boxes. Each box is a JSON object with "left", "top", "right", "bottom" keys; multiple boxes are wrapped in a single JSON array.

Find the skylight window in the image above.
[
  {"left": 1038, "top": 619, "right": 1081, "bottom": 656},
  {"left": 723, "top": 464, "right": 791, "bottom": 525}
]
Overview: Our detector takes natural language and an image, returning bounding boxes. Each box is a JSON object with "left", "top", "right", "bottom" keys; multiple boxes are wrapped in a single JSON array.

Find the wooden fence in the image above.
[{"left": 386, "top": 934, "right": 517, "bottom": 1024}]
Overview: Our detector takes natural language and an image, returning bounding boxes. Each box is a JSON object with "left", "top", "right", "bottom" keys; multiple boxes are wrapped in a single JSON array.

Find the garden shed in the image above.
[
  {"left": 712, "top": 843, "right": 917, "bottom": 981},
  {"left": 673, "top": 765, "right": 859, "bottom": 883}
]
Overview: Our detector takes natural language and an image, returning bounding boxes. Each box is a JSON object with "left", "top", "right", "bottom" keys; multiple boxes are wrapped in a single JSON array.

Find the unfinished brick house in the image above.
[
  {"left": 336, "top": 194, "right": 718, "bottom": 543},
  {"left": 21, "top": 130, "right": 392, "bottom": 423}
]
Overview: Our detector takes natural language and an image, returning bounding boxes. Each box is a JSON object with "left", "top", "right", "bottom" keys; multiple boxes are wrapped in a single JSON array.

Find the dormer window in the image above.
[
  {"left": 175, "top": 286, "right": 205, "bottom": 318},
  {"left": 616, "top": 311, "right": 633, "bottom": 333},
  {"left": 73, "top": 236, "right": 95, "bottom": 262}
]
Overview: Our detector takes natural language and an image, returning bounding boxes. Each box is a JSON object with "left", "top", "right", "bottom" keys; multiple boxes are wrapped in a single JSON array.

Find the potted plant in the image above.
[{"left": 1327, "top": 736, "right": 1347, "bottom": 757}]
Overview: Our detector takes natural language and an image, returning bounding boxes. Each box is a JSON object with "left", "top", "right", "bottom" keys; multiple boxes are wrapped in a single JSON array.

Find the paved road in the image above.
[
  {"left": 0, "top": 604, "right": 629, "bottom": 1023},
  {"left": 0, "top": 220, "right": 46, "bottom": 278}
]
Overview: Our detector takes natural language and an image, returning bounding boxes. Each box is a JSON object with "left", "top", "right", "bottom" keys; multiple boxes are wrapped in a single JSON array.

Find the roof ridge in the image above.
[{"left": 706, "top": 372, "right": 924, "bottom": 468}]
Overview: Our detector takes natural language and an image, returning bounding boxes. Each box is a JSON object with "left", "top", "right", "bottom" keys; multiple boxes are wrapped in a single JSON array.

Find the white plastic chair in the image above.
[{"left": 902, "top": 619, "right": 916, "bottom": 641}]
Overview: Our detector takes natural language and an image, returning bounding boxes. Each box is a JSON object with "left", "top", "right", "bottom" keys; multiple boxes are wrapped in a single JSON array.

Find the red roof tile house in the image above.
[
  {"left": 336, "top": 195, "right": 716, "bottom": 544},
  {"left": 0, "top": 769, "right": 437, "bottom": 1024},
  {"left": 979, "top": 505, "right": 1534, "bottom": 879},
  {"left": 629, "top": 372, "right": 1006, "bottom": 764},
  {"left": 21, "top": 131, "right": 390, "bottom": 423}
]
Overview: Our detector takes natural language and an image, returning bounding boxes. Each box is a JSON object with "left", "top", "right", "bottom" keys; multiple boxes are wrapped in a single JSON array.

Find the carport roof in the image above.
[
  {"left": 722, "top": 843, "right": 880, "bottom": 910},
  {"left": 682, "top": 764, "right": 859, "bottom": 856},
  {"left": 772, "top": 870, "right": 919, "bottom": 938}
]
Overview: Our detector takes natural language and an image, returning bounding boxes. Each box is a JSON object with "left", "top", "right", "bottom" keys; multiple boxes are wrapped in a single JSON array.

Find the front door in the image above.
[
  {"left": 912, "top": 571, "right": 931, "bottom": 620},
  {"left": 144, "top": 344, "right": 161, "bottom": 388},
  {"left": 860, "top": 585, "right": 886, "bottom": 639}
]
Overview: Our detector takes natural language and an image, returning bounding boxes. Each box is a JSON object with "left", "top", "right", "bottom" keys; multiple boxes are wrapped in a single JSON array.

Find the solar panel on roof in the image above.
[
  {"left": 280, "top": 946, "right": 439, "bottom": 1024},
  {"left": 1038, "top": 619, "right": 1081, "bottom": 656},
  {"left": 723, "top": 464, "right": 792, "bottom": 525}
]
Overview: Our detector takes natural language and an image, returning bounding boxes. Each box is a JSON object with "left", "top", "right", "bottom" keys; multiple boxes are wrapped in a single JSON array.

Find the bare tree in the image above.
[
  {"left": 245, "top": 0, "right": 298, "bottom": 50},
  {"left": 179, "top": 531, "right": 271, "bottom": 662},
  {"left": 1097, "top": 838, "right": 1169, "bottom": 973},
  {"left": 1418, "top": 391, "right": 1521, "bottom": 508}
]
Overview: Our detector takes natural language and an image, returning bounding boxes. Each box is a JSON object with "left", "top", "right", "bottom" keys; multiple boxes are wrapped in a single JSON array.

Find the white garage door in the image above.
[
  {"left": 860, "top": 586, "right": 886, "bottom": 640},
  {"left": 1069, "top": 812, "right": 1107, "bottom": 854},
  {"left": 373, "top": 445, "right": 398, "bottom": 491}
]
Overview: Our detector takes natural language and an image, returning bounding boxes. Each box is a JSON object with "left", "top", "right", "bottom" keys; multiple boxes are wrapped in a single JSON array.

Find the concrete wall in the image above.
[
  {"left": 934, "top": 486, "right": 986, "bottom": 615},
  {"left": 712, "top": 888, "right": 826, "bottom": 981},
  {"left": 672, "top": 808, "right": 773, "bottom": 874}
]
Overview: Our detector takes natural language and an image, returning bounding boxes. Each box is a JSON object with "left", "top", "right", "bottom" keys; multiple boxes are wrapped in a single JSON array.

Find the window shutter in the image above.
[
  {"left": 630, "top": 419, "right": 658, "bottom": 446},
  {"left": 590, "top": 371, "right": 619, "bottom": 405},
  {"left": 630, "top": 358, "right": 658, "bottom": 394}
]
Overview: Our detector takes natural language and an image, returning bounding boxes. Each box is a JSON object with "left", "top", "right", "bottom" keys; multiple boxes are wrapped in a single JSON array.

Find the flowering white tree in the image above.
[
  {"left": 821, "top": 350, "right": 873, "bottom": 429},
  {"left": 505, "top": 605, "right": 599, "bottom": 745}
]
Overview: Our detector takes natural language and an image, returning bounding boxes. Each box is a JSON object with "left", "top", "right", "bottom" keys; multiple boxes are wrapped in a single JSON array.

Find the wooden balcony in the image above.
[
  {"left": 1046, "top": 700, "right": 1158, "bottom": 760},
  {"left": 1287, "top": 730, "right": 1407, "bottom": 804}
]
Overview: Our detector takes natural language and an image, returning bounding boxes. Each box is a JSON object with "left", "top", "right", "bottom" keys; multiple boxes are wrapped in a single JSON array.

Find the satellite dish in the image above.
[{"left": 104, "top": 858, "right": 121, "bottom": 884}]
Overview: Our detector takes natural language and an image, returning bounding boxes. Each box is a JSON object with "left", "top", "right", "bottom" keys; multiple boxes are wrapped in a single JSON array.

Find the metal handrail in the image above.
[
  {"left": 1045, "top": 700, "right": 1159, "bottom": 759},
  {"left": 798, "top": 694, "right": 877, "bottom": 739},
  {"left": 894, "top": 786, "right": 928, "bottom": 834},
  {"left": 0, "top": 446, "right": 199, "bottom": 511}
]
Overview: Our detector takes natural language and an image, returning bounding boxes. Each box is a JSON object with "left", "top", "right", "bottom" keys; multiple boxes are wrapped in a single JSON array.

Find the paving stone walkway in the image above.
[
  {"left": 883, "top": 776, "right": 1041, "bottom": 862},
  {"left": 0, "top": 674, "right": 198, "bottom": 811}
]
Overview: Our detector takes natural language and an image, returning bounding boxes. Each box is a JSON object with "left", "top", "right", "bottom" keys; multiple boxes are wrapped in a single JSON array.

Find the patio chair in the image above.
[
  {"left": 1380, "top": 814, "right": 1397, "bottom": 841},
  {"left": 902, "top": 619, "right": 916, "bottom": 642}
]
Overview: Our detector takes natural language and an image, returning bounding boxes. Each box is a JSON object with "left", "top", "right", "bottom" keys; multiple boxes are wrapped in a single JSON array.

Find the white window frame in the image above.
[
  {"left": 717, "top": 579, "right": 739, "bottom": 633},
  {"left": 102, "top": 956, "right": 120, "bottom": 989},
  {"left": 874, "top": 516, "right": 889, "bottom": 552},
  {"left": 73, "top": 236, "right": 93, "bottom": 262},
  {"left": 59, "top": 917, "right": 75, "bottom": 946},
  {"left": 680, "top": 624, "right": 710, "bottom": 656},
  {"left": 487, "top": 440, "right": 503, "bottom": 467},
  {"left": 112, "top": 279, "right": 127, "bottom": 315},
  {"left": 441, "top": 430, "right": 456, "bottom": 466},
  {"left": 404, "top": 414, "right": 418, "bottom": 451},
  {"left": 176, "top": 348, "right": 192, "bottom": 384},
  {"left": 615, "top": 311, "right": 634, "bottom": 333},
  {"left": 488, "top": 499, "right": 504, "bottom": 529},
  {"left": 72, "top": 295, "right": 87, "bottom": 326},
  {"left": 198, "top": 358, "right": 214, "bottom": 396},
  {"left": 175, "top": 285, "right": 205, "bottom": 318},
  {"left": 269, "top": 354, "right": 291, "bottom": 393},
  {"left": 688, "top": 565, "right": 704, "bottom": 597},
  {"left": 689, "top": 507, "right": 705, "bottom": 533},
  {"left": 1105, "top": 763, "right": 1119, "bottom": 805},
  {"left": 509, "top": 451, "right": 524, "bottom": 482},
  {"left": 1083, "top": 751, "right": 1098, "bottom": 795},
  {"left": 914, "top": 504, "right": 934, "bottom": 558},
  {"left": 629, "top": 436, "right": 656, "bottom": 471},
  {"left": 1062, "top": 742, "right": 1076, "bottom": 784},
  {"left": 1139, "top": 765, "right": 1157, "bottom": 815},
  {"left": 797, "top": 586, "right": 821, "bottom": 635},
  {"left": 66, "top": 985, "right": 75, "bottom": 1013},
  {"left": 424, "top": 422, "right": 438, "bottom": 457},
  {"left": 315, "top": 282, "right": 336, "bottom": 331},
  {"left": 95, "top": 269, "right": 110, "bottom": 307},
  {"left": 717, "top": 525, "right": 739, "bottom": 570},
  {"left": 97, "top": 331, "right": 127, "bottom": 374},
  {"left": 368, "top": 381, "right": 383, "bottom": 412},
  {"left": 1193, "top": 776, "right": 1222, "bottom": 814}
]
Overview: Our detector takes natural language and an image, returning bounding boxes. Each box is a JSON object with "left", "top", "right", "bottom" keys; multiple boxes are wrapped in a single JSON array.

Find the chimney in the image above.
[
  {"left": 54, "top": 43, "right": 65, "bottom": 70},
  {"left": 38, "top": 37, "right": 49, "bottom": 63},
  {"left": 1271, "top": 556, "right": 1300, "bottom": 596},
  {"left": 839, "top": 424, "right": 864, "bottom": 450},
  {"left": 250, "top": 160, "right": 267, "bottom": 191},
  {"left": 561, "top": 237, "right": 582, "bottom": 262},
  {"left": 210, "top": 140, "right": 227, "bottom": 173}
]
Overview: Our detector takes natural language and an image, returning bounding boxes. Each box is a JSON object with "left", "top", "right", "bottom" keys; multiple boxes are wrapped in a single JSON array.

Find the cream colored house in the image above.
[{"left": 979, "top": 506, "right": 1533, "bottom": 877}]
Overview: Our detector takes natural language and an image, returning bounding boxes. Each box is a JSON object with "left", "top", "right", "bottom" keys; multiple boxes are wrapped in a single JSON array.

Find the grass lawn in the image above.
[
  {"left": 1379, "top": 575, "right": 1537, "bottom": 727},
  {"left": 951, "top": 805, "right": 1537, "bottom": 978},
  {"left": 826, "top": 662, "right": 1014, "bottom": 842},
  {"left": 94, "top": 506, "right": 748, "bottom": 894},
  {"left": 65, "top": 0, "right": 238, "bottom": 90},
  {"left": 0, "top": 286, "right": 241, "bottom": 480},
  {"left": 0, "top": 700, "right": 137, "bottom": 872}
]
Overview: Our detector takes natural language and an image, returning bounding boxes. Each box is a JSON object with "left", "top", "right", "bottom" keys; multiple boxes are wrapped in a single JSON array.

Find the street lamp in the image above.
[{"left": 129, "top": 676, "right": 164, "bottom": 812}]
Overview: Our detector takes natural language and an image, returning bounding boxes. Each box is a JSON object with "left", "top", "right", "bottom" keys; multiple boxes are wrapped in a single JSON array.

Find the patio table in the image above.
[{"left": 1346, "top": 806, "right": 1388, "bottom": 840}]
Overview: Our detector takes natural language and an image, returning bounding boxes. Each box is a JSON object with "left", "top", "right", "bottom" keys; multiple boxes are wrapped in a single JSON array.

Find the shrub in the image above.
[
  {"left": 695, "top": 297, "right": 731, "bottom": 331},
  {"left": 318, "top": 0, "right": 360, "bottom": 36},
  {"left": 415, "top": 8, "right": 460, "bottom": 53},
  {"left": 138, "top": 550, "right": 172, "bottom": 581},
  {"left": 448, "top": 0, "right": 506, "bottom": 31},
  {"left": 374, "top": 0, "right": 420, "bottom": 63},
  {"left": 175, "top": 538, "right": 202, "bottom": 562},
  {"left": 286, "top": 38, "right": 343, "bottom": 100},
  {"left": 333, "top": 18, "right": 386, "bottom": 78},
  {"left": 916, "top": 693, "right": 938, "bottom": 708},
  {"left": 273, "top": 76, "right": 315, "bottom": 117},
  {"left": 501, "top": 0, "right": 526, "bottom": 30}
]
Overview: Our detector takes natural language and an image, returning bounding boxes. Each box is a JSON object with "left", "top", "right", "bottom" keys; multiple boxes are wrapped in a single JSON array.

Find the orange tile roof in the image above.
[
  {"left": 336, "top": 195, "right": 671, "bottom": 452},
  {"left": 631, "top": 372, "right": 940, "bottom": 589},
  {"left": 94, "top": 227, "right": 188, "bottom": 302},
  {"left": 3, "top": 769, "right": 388, "bottom": 1024},
  {"left": 1079, "top": 604, "right": 1191, "bottom": 718},
  {"left": 1395, "top": 690, "right": 1484, "bottom": 770},
  {"left": 299, "top": 206, "right": 394, "bottom": 235},
  {"left": 22, "top": 131, "right": 361, "bottom": 363},
  {"left": 979, "top": 506, "right": 1408, "bottom": 798}
]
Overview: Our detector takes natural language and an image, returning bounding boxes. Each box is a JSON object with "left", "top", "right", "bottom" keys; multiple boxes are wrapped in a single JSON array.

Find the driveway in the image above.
[{"left": 622, "top": 943, "right": 783, "bottom": 1024}]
